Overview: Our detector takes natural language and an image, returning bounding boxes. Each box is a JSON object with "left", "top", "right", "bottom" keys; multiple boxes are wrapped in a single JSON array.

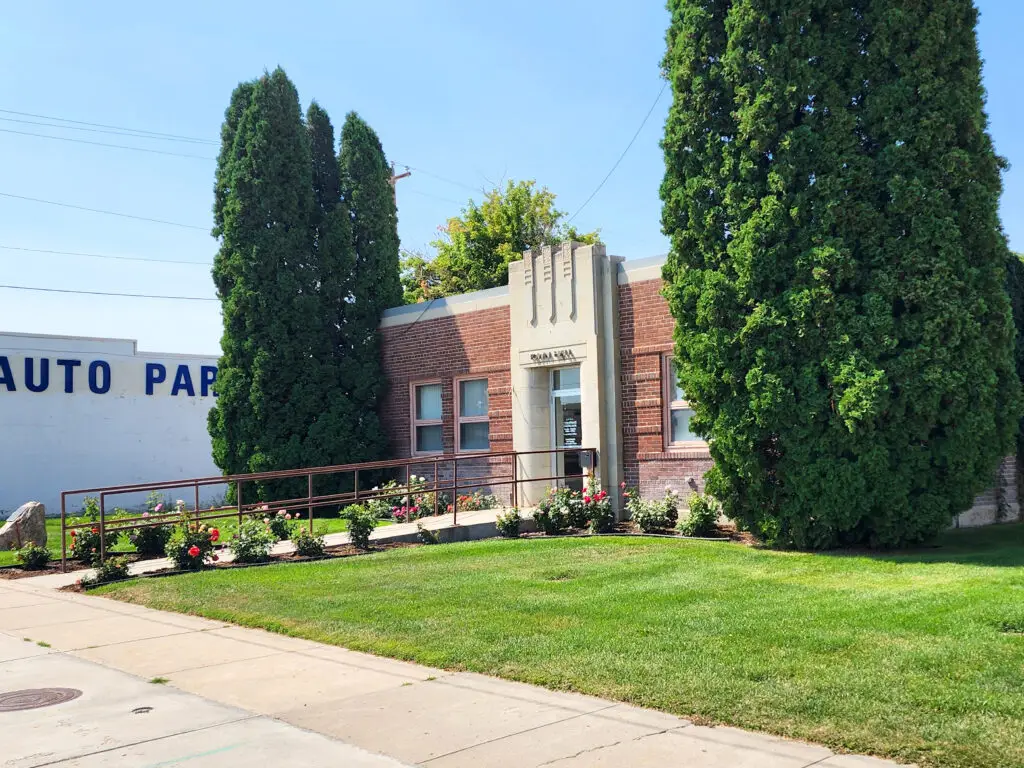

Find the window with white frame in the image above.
[
  {"left": 456, "top": 378, "right": 489, "bottom": 452},
  {"left": 665, "top": 357, "right": 700, "bottom": 446},
  {"left": 412, "top": 381, "right": 443, "bottom": 454}
]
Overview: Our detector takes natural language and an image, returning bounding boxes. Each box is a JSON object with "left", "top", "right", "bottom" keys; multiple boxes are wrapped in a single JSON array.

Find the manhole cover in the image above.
[{"left": 0, "top": 688, "right": 82, "bottom": 712}]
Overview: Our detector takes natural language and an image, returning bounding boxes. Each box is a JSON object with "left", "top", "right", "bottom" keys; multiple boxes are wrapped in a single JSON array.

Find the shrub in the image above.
[
  {"left": 82, "top": 556, "right": 131, "bottom": 586},
  {"left": 495, "top": 508, "right": 521, "bottom": 538},
  {"left": 627, "top": 487, "right": 680, "bottom": 533},
  {"left": 164, "top": 500, "right": 218, "bottom": 570},
  {"left": 67, "top": 497, "right": 119, "bottom": 563},
  {"left": 416, "top": 521, "right": 441, "bottom": 545},
  {"left": 453, "top": 490, "right": 499, "bottom": 512},
  {"left": 344, "top": 504, "right": 377, "bottom": 550},
  {"left": 534, "top": 487, "right": 586, "bottom": 535},
  {"left": 581, "top": 475, "right": 615, "bottom": 533},
  {"left": 678, "top": 493, "right": 720, "bottom": 537},
  {"left": 229, "top": 518, "right": 276, "bottom": 563},
  {"left": 293, "top": 527, "right": 326, "bottom": 558},
  {"left": 264, "top": 508, "right": 297, "bottom": 541},
  {"left": 14, "top": 542, "right": 50, "bottom": 570}
]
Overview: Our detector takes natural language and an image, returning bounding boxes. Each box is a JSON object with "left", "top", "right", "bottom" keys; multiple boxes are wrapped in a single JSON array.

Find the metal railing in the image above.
[{"left": 59, "top": 447, "right": 596, "bottom": 571}]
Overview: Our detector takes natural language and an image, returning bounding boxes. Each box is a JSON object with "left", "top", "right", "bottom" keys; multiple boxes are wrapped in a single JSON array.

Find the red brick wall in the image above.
[
  {"left": 618, "top": 278, "right": 712, "bottom": 501},
  {"left": 379, "top": 305, "right": 513, "bottom": 501}
]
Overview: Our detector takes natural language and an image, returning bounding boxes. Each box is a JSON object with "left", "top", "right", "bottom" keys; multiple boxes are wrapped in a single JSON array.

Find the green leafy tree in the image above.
[
  {"left": 401, "top": 180, "right": 600, "bottom": 303},
  {"left": 208, "top": 69, "right": 326, "bottom": 494},
  {"left": 660, "top": 1, "right": 1018, "bottom": 548}
]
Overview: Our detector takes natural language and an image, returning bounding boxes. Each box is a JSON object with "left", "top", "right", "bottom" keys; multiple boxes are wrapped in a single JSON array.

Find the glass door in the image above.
[{"left": 550, "top": 366, "right": 584, "bottom": 491}]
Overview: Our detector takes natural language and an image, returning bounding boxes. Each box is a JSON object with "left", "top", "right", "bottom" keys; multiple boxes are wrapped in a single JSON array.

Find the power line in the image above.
[
  {"left": 405, "top": 189, "right": 464, "bottom": 206},
  {"left": 0, "top": 284, "right": 217, "bottom": 301},
  {"left": 0, "top": 244, "right": 210, "bottom": 266},
  {"left": 393, "top": 161, "right": 483, "bottom": 194},
  {"left": 0, "top": 108, "right": 217, "bottom": 145},
  {"left": 0, "top": 192, "right": 208, "bottom": 231},
  {"left": 567, "top": 81, "right": 668, "bottom": 223},
  {"left": 0, "top": 127, "right": 216, "bottom": 160},
  {"left": 0, "top": 116, "right": 216, "bottom": 146}
]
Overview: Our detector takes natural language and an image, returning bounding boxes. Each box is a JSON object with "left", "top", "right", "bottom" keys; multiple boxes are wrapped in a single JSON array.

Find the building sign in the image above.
[
  {"left": 520, "top": 343, "right": 587, "bottom": 368},
  {"left": 0, "top": 356, "right": 218, "bottom": 397},
  {"left": 562, "top": 415, "right": 579, "bottom": 447}
]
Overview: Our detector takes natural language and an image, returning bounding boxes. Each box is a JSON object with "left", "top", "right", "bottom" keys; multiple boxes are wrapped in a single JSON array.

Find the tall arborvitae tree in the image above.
[
  {"left": 337, "top": 112, "right": 401, "bottom": 442},
  {"left": 661, "top": 1, "right": 1018, "bottom": 548},
  {"left": 208, "top": 68, "right": 324, "bottom": 492},
  {"left": 303, "top": 103, "right": 384, "bottom": 465}
]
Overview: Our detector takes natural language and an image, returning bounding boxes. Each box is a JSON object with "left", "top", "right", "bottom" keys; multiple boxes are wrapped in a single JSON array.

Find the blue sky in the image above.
[{"left": 0, "top": 1, "right": 1020, "bottom": 355}]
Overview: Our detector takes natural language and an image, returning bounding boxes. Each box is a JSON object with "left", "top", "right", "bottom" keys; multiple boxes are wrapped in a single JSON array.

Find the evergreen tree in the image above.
[
  {"left": 208, "top": 68, "right": 324, "bottom": 493},
  {"left": 337, "top": 113, "right": 401, "bottom": 450},
  {"left": 303, "top": 103, "right": 384, "bottom": 465},
  {"left": 661, "top": 0, "right": 1018, "bottom": 548}
]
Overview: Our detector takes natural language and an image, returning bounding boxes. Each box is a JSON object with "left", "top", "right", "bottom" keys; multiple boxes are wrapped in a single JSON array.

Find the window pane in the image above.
[
  {"left": 668, "top": 360, "right": 684, "bottom": 402},
  {"left": 415, "top": 383, "right": 442, "bottom": 420},
  {"left": 416, "top": 424, "right": 443, "bottom": 453},
  {"left": 552, "top": 366, "right": 580, "bottom": 391},
  {"left": 459, "top": 379, "right": 488, "bottom": 418},
  {"left": 460, "top": 422, "right": 490, "bottom": 451},
  {"left": 670, "top": 407, "right": 697, "bottom": 443}
]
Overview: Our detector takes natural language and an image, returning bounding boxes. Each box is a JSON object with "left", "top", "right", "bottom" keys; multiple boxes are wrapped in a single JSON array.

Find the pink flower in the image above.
[
  {"left": 263, "top": 517, "right": 270, "bottom": 524},
  {"left": 583, "top": 496, "right": 591, "bottom": 504},
  {"left": 284, "top": 513, "right": 292, "bottom": 520},
  {"left": 411, "top": 506, "right": 419, "bottom": 514},
  {"left": 620, "top": 482, "right": 626, "bottom": 489},
  {"left": 154, "top": 503, "right": 164, "bottom": 512},
  {"left": 187, "top": 545, "right": 200, "bottom": 557}
]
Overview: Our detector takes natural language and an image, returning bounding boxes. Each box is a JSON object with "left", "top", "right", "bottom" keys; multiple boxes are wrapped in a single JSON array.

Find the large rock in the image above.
[{"left": 0, "top": 502, "right": 47, "bottom": 551}]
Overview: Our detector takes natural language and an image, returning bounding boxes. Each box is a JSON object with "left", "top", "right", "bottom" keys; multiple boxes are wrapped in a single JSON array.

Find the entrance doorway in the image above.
[{"left": 550, "top": 366, "right": 584, "bottom": 491}]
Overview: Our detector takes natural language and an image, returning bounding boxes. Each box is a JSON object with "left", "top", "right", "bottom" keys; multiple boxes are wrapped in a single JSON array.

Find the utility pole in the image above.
[{"left": 389, "top": 163, "right": 411, "bottom": 205}]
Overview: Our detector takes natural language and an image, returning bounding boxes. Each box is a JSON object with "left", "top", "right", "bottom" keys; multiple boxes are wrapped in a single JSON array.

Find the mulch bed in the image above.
[{"left": 0, "top": 553, "right": 149, "bottom": 580}]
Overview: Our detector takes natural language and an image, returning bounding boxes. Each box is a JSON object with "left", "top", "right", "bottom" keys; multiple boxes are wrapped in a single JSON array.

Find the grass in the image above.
[
  {"left": 97, "top": 524, "right": 1024, "bottom": 767},
  {"left": 0, "top": 516, "right": 392, "bottom": 566}
]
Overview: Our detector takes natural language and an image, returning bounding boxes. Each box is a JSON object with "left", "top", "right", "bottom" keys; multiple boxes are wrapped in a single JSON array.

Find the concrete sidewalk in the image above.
[{"left": 0, "top": 578, "right": 906, "bottom": 767}]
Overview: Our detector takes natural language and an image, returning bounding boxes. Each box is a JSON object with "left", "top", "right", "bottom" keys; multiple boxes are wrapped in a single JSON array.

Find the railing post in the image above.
[
  {"left": 355, "top": 469, "right": 360, "bottom": 506},
  {"left": 308, "top": 473, "right": 314, "bottom": 534},
  {"left": 433, "top": 459, "right": 439, "bottom": 516},
  {"left": 237, "top": 480, "right": 243, "bottom": 530},
  {"left": 452, "top": 456, "right": 458, "bottom": 525},
  {"left": 512, "top": 454, "right": 518, "bottom": 509},
  {"left": 60, "top": 492, "right": 67, "bottom": 573},
  {"left": 194, "top": 482, "right": 200, "bottom": 520},
  {"left": 99, "top": 493, "right": 106, "bottom": 564}
]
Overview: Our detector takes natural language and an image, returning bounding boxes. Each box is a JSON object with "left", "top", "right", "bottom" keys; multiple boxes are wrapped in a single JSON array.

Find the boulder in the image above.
[{"left": 0, "top": 502, "right": 47, "bottom": 551}]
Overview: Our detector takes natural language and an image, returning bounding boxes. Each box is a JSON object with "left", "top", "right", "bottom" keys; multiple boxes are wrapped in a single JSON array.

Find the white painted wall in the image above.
[{"left": 0, "top": 332, "right": 220, "bottom": 516}]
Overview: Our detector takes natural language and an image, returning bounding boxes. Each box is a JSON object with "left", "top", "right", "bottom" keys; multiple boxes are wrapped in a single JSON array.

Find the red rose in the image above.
[
  {"left": 583, "top": 496, "right": 591, "bottom": 504},
  {"left": 212, "top": 554, "right": 219, "bottom": 562},
  {"left": 91, "top": 527, "right": 99, "bottom": 534},
  {"left": 209, "top": 529, "right": 220, "bottom": 543},
  {"left": 187, "top": 545, "right": 200, "bottom": 557}
]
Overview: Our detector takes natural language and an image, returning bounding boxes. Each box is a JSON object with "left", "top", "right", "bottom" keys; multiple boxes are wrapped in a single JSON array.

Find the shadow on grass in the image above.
[{"left": 820, "top": 521, "right": 1024, "bottom": 568}]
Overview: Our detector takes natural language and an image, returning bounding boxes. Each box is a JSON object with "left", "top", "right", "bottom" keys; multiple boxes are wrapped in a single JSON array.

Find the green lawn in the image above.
[
  {"left": 96, "top": 524, "right": 1024, "bottom": 767},
  {"left": 0, "top": 516, "right": 390, "bottom": 566}
]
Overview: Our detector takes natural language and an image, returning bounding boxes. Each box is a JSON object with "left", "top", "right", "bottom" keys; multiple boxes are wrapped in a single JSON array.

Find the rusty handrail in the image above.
[{"left": 59, "top": 447, "right": 596, "bottom": 572}]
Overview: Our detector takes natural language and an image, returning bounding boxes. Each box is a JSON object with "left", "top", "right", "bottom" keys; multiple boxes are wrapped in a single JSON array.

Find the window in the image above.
[
  {"left": 456, "top": 377, "right": 490, "bottom": 452},
  {"left": 412, "top": 381, "right": 443, "bottom": 454},
  {"left": 665, "top": 357, "right": 700, "bottom": 446}
]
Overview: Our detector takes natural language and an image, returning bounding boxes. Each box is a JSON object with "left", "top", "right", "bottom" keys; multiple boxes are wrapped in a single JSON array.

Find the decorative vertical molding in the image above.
[
  {"left": 562, "top": 242, "right": 577, "bottom": 321},
  {"left": 523, "top": 249, "right": 536, "bottom": 327},
  {"left": 541, "top": 244, "right": 555, "bottom": 324}
]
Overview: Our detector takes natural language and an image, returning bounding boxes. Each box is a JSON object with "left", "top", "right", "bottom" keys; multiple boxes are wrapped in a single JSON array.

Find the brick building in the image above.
[
  {"left": 378, "top": 243, "right": 710, "bottom": 514},
  {"left": 378, "top": 241, "right": 1019, "bottom": 525}
]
